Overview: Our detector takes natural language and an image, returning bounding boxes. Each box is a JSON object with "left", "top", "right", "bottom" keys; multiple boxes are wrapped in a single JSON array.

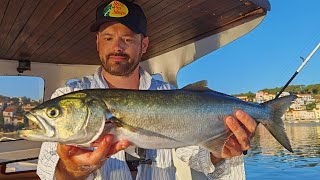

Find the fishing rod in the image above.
[
  {"left": 275, "top": 42, "right": 320, "bottom": 99},
  {"left": 243, "top": 42, "right": 320, "bottom": 156}
]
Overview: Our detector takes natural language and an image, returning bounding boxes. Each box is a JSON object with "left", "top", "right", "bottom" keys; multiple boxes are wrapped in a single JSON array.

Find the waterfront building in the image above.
[
  {"left": 314, "top": 108, "right": 320, "bottom": 119},
  {"left": 3, "top": 108, "right": 17, "bottom": 125},
  {"left": 22, "top": 104, "right": 36, "bottom": 112},
  {"left": 12, "top": 116, "right": 24, "bottom": 125},
  {"left": 300, "top": 110, "right": 316, "bottom": 120},
  {"left": 255, "top": 91, "right": 276, "bottom": 103}
]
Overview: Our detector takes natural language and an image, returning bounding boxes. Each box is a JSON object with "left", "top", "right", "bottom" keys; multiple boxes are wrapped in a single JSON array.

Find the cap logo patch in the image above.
[{"left": 103, "top": 1, "right": 129, "bottom": 18}]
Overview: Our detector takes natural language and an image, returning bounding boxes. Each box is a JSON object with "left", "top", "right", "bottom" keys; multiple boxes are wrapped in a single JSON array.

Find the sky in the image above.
[
  {"left": 0, "top": 0, "right": 319, "bottom": 100},
  {"left": 177, "top": 0, "right": 320, "bottom": 95},
  {"left": 0, "top": 76, "right": 44, "bottom": 100}
]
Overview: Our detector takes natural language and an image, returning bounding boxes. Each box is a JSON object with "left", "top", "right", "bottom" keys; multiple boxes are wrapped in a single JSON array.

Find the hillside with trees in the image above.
[
  {"left": 233, "top": 92, "right": 256, "bottom": 101},
  {"left": 261, "top": 84, "right": 320, "bottom": 95},
  {"left": 234, "top": 84, "right": 320, "bottom": 97}
]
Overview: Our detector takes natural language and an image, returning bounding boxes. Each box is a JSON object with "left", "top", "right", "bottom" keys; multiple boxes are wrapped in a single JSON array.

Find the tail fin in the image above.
[{"left": 260, "top": 95, "right": 297, "bottom": 152}]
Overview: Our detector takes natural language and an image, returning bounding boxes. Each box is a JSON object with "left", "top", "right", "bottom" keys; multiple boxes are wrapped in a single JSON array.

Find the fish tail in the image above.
[{"left": 260, "top": 95, "right": 297, "bottom": 152}]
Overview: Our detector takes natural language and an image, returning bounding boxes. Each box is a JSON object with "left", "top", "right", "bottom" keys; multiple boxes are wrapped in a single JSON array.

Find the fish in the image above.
[{"left": 19, "top": 81, "right": 297, "bottom": 155}]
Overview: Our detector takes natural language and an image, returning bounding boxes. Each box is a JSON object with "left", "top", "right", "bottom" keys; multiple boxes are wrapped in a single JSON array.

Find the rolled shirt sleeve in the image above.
[
  {"left": 175, "top": 146, "right": 245, "bottom": 179},
  {"left": 36, "top": 142, "right": 59, "bottom": 180}
]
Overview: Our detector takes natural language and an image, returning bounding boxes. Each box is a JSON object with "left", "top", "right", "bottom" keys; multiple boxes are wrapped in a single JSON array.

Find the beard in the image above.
[{"left": 101, "top": 51, "right": 141, "bottom": 77}]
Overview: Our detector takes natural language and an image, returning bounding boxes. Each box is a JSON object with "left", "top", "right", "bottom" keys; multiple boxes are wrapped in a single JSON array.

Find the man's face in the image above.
[{"left": 96, "top": 22, "right": 149, "bottom": 76}]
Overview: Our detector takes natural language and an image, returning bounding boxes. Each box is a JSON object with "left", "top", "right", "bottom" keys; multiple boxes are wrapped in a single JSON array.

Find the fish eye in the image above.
[{"left": 47, "top": 108, "right": 60, "bottom": 118}]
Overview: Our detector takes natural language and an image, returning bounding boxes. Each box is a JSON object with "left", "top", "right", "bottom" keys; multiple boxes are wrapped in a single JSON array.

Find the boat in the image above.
[{"left": 0, "top": 0, "right": 271, "bottom": 179}]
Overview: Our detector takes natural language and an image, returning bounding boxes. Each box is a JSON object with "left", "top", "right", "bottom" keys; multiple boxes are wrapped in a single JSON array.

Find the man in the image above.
[{"left": 37, "top": 0, "right": 256, "bottom": 179}]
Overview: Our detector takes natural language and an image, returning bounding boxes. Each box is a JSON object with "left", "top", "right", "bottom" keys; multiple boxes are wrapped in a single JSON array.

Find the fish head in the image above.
[{"left": 19, "top": 92, "right": 106, "bottom": 145}]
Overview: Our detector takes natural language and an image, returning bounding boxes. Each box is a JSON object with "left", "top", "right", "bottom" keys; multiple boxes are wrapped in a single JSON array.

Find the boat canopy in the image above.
[{"left": 0, "top": 0, "right": 270, "bottom": 65}]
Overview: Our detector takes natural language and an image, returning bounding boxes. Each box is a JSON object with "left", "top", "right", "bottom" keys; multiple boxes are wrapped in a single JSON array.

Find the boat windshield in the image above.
[{"left": 0, "top": 76, "right": 44, "bottom": 173}]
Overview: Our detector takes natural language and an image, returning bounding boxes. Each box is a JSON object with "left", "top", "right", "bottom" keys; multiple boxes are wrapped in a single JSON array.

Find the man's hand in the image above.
[
  {"left": 55, "top": 134, "right": 130, "bottom": 179},
  {"left": 211, "top": 110, "right": 257, "bottom": 163}
]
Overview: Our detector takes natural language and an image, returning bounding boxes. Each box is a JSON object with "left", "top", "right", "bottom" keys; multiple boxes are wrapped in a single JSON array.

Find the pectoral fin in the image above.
[
  {"left": 125, "top": 146, "right": 140, "bottom": 158},
  {"left": 199, "top": 131, "right": 230, "bottom": 156},
  {"left": 108, "top": 117, "right": 137, "bottom": 133}
]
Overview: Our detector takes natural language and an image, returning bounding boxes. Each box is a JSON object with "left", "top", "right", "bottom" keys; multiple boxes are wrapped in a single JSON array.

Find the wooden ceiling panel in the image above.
[
  {"left": 147, "top": 0, "right": 202, "bottom": 26},
  {"left": 143, "top": 0, "right": 178, "bottom": 18},
  {"left": 30, "top": 0, "right": 102, "bottom": 62},
  {"left": 0, "top": 0, "right": 25, "bottom": 53},
  {"left": 148, "top": 10, "right": 265, "bottom": 60},
  {"left": 55, "top": 36, "right": 94, "bottom": 64},
  {"left": 149, "top": 0, "right": 236, "bottom": 40},
  {"left": 4, "top": 0, "right": 56, "bottom": 58},
  {"left": 146, "top": 7, "right": 259, "bottom": 58},
  {"left": 144, "top": 0, "right": 258, "bottom": 58},
  {"left": 0, "top": 0, "right": 269, "bottom": 65},
  {"left": 136, "top": 0, "right": 149, "bottom": 6},
  {"left": 40, "top": 17, "right": 93, "bottom": 61},
  {"left": 13, "top": 0, "right": 87, "bottom": 60},
  {"left": 56, "top": 32, "right": 95, "bottom": 64},
  {"left": 0, "top": 0, "right": 39, "bottom": 57},
  {"left": 0, "top": 0, "right": 9, "bottom": 24},
  {"left": 11, "top": 0, "right": 73, "bottom": 60}
]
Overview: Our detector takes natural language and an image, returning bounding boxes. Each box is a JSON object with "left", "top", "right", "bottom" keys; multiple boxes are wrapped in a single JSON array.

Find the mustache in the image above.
[{"left": 107, "top": 52, "right": 129, "bottom": 59}]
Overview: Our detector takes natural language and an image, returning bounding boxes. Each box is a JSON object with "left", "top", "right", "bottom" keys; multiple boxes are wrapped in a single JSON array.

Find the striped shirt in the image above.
[{"left": 37, "top": 67, "right": 245, "bottom": 180}]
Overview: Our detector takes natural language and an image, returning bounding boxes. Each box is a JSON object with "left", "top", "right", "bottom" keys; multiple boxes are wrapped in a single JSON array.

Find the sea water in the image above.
[{"left": 245, "top": 122, "right": 320, "bottom": 179}]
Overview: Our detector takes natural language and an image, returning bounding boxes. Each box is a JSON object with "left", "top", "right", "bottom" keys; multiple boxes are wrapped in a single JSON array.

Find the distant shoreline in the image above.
[
  {"left": 0, "top": 131, "right": 20, "bottom": 140},
  {"left": 285, "top": 119, "right": 320, "bottom": 123}
]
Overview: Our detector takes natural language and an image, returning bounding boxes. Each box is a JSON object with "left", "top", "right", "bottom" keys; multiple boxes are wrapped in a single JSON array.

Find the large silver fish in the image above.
[{"left": 19, "top": 81, "right": 296, "bottom": 154}]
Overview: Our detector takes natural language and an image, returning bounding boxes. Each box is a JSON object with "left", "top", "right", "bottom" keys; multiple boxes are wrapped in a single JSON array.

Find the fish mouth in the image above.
[{"left": 19, "top": 113, "right": 55, "bottom": 140}]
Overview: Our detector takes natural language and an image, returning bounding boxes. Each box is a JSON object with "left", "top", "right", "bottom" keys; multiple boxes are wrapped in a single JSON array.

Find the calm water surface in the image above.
[{"left": 244, "top": 122, "right": 320, "bottom": 179}]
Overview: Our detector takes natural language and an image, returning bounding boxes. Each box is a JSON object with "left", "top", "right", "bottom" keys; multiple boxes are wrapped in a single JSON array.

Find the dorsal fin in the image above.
[
  {"left": 181, "top": 81, "right": 241, "bottom": 100},
  {"left": 182, "top": 80, "right": 212, "bottom": 91}
]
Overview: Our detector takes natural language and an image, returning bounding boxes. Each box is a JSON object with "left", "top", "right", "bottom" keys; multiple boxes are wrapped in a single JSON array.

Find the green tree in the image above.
[
  {"left": 0, "top": 111, "right": 4, "bottom": 132},
  {"left": 0, "top": 111, "right": 4, "bottom": 126},
  {"left": 286, "top": 85, "right": 305, "bottom": 94},
  {"left": 259, "top": 84, "right": 320, "bottom": 95},
  {"left": 15, "top": 123, "right": 25, "bottom": 130},
  {"left": 304, "top": 84, "right": 320, "bottom": 94},
  {"left": 21, "top": 96, "right": 32, "bottom": 104},
  {"left": 306, "top": 102, "right": 316, "bottom": 110},
  {"left": 233, "top": 92, "right": 256, "bottom": 102},
  {"left": 247, "top": 91, "right": 256, "bottom": 100},
  {"left": 4, "top": 124, "right": 14, "bottom": 132},
  {"left": 10, "top": 97, "right": 20, "bottom": 105}
]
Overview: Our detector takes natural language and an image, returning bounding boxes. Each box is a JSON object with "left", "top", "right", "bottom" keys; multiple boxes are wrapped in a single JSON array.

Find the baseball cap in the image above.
[{"left": 90, "top": 0, "right": 147, "bottom": 36}]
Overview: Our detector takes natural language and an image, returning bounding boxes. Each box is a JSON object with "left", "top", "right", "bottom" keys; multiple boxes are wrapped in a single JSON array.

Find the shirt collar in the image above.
[
  {"left": 94, "top": 66, "right": 152, "bottom": 90},
  {"left": 139, "top": 67, "right": 152, "bottom": 90},
  {"left": 94, "top": 66, "right": 109, "bottom": 88}
]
